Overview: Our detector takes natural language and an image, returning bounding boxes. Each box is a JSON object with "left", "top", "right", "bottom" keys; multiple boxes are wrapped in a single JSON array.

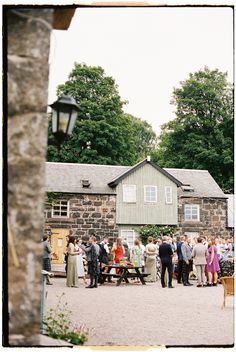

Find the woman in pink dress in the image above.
[{"left": 206, "top": 238, "right": 220, "bottom": 286}]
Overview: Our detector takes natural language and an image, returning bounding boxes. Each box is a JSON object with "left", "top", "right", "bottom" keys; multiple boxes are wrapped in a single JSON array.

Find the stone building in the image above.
[
  {"left": 5, "top": 6, "right": 75, "bottom": 346},
  {"left": 44, "top": 159, "right": 181, "bottom": 264},
  {"left": 44, "top": 159, "right": 233, "bottom": 267},
  {"left": 166, "top": 168, "right": 233, "bottom": 240}
]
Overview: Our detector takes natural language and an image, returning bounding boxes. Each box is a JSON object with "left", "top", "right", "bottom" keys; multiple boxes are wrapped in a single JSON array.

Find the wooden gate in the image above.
[{"left": 50, "top": 228, "right": 69, "bottom": 264}]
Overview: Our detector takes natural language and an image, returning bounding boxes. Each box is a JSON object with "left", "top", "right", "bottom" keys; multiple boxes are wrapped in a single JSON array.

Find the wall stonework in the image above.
[
  {"left": 45, "top": 194, "right": 119, "bottom": 243},
  {"left": 7, "top": 8, "right": 53, "bottom": 346},
  {"left": 178, "top": 197, "right": 233, "bottom": 238}
]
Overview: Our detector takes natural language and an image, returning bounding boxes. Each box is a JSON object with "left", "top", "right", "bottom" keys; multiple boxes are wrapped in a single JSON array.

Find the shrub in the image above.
[{"left": 138, "top": 225, "right": 178, "bottom": 245}]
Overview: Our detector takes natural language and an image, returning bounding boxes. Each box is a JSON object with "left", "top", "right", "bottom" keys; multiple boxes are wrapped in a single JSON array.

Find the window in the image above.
[
  {"left": 184, "top": 204, "right": 200, "bottom": 221},
  {"left": 165, "top": 186, "right": 173, "bottom": 204},
  {"left": 123, "top": 184, "right": 136, "bottom": 203},
  {"left": 52, "top": 200, "right": 69, "bottom": 218},
  {"left": 144, "top": 185, "right": 157, "bottom": 203},
  {"left": 121, "top": 230, "right": 136, "bottom": 247}
]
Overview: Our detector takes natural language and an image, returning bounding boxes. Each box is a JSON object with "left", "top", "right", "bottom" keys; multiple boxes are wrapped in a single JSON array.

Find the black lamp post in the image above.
[{"left": 49, "top": 94, "right": 79, "bottom": 148}]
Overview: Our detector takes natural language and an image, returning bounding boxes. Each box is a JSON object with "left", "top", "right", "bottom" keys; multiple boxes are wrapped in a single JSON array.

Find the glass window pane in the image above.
[
  {"left": 67, "top": 110, "right": 78, "bottom": 135},
  {"left": 58, "top": 112, "right": 69, "bottom": 133},
  {"left": 52, "top": 110, "right": 58, "bottom": 133}
]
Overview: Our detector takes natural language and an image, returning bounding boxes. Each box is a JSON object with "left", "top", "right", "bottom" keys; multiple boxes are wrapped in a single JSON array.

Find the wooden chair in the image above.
[{"left": 220, "top": 276, "right": 234, "bottom": 309}]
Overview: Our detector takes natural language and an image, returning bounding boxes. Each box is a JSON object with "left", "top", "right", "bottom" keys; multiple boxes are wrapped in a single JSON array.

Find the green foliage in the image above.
[
  {"left": 138, "top": 225, "right": 178, "bottom": 245},
  {"left": 45, "top": 192, "right": 64, "bottom": 206},
  {"left": 47, "top": 63, "right": 157, "bottom": 165},
  {"left": 43, "top": 293, "right": 90, "bottom": 345},
  {"left": 151, "top": 67, "right": 233, "bottom": 193}
]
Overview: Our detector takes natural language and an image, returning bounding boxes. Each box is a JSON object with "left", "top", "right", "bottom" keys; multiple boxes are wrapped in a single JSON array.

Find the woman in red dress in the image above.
[{"left": 111, "top": 237, "right": 125, "bottom": 273}]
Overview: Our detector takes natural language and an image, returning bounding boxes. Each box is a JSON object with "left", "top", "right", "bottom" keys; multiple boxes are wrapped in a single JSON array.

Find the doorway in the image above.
[{"left": 50, "top": 228, "right": 69, "bottom": 265}]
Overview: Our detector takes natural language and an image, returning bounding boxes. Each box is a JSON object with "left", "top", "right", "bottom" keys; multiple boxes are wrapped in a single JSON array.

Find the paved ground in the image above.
[{"left": 45, "top": 277, "right": 234, "bottom": 347}]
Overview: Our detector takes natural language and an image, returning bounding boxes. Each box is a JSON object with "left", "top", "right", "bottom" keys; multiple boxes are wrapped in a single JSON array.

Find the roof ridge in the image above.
[
  {"left": 164, "top": 168, "right": 208, "bottom": 172},
  {"left": 45, "top": 162, "right": 130, "bottom": 168}
]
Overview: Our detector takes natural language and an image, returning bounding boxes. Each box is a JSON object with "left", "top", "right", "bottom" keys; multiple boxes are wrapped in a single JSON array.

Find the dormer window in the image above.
[
  {"left": 181, "top": 184, "right": 194, "bottom": 192},
  {"left": 81, "top": 179, "right": 90, "bottom": 188}
]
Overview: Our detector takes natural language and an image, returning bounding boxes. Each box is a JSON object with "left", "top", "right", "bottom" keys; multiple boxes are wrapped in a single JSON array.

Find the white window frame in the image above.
[
  {"left": 165, "top": 186, "right": 173, "bottom": 204},
  {"left": 121, "top": 229, "right": 136, "bottom": 248},
  {"left": 184, "top": 204, "right": 200, "bottom": 221},
  {"left": 144, "top": 185, "right": 157, "bottom": 203},
  {"left": 122, "top": 184, "right": 137, "bottom": 203},
  {"left": 52, "top": 200, "right": 69, "bottom": 218}
]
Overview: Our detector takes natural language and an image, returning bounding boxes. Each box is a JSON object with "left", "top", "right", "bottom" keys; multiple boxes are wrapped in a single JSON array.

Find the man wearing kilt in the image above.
[{"left": 43, "top": 234, "right": 53, "bottom": 285}]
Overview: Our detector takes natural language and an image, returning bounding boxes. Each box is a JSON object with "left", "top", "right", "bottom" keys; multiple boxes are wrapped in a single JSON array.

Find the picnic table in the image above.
[{"left": 100, "top": 265, "right": 149, "bottom": 286}]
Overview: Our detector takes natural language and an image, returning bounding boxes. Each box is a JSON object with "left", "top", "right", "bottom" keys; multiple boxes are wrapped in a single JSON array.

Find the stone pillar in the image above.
[{"left": 7, "top": 8, "right": 53, "bottom": 346}]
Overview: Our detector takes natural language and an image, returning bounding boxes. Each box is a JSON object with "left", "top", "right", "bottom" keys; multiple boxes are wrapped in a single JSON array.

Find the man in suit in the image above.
[
  {"left": 80, "top": 235, "right": 101, "bottom": 288},
  {"left": 159, "top": 236, "right": 174, "bottom": 288},
  {"left": 192, "top": 237, "right": 207, "bottom": 287},
  {"left": 181, "top": 236, "right": 193, "bottom": 286},
  {"left": 176, "top": 235, "right": 185, "bottom": 284}
]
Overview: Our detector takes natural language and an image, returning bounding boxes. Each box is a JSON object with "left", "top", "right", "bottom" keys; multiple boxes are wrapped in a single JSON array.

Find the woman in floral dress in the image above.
[{"left": 130, "top": 239, "right": 143, "bottom": 283}]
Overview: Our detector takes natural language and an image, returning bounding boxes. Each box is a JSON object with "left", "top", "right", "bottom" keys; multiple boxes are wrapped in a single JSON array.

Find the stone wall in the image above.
[
  {"left": 7, "top": 8, "right": 53, "bottom": 346},
  {"left": 45, "top": 194, "right": 119, "bottom": 243},
  {"left": 178, "top": 197, "right": 233, "bottom": 238}
]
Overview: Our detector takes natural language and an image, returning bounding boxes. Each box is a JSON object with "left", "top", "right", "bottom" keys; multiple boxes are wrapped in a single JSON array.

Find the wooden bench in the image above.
[
  {"left": 122, "top": 272, "right": 149, "bottom": 278},
  {"left": 100, "top": 272, "right": 149, "bottom": 284},
  {"left": 100, "top": 272, "right": 120, "bottom": 284},
  {"left": 101, "top": 272, "right": 120, "bottom": 278}
]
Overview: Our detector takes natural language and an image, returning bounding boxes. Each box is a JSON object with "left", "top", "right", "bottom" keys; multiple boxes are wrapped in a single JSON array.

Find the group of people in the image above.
[
  {"left": 43, "top": 232, "right": 234, "bottom": 289},
  {"left": 65, "top": 235, "right": 110, "bottom": 288}
]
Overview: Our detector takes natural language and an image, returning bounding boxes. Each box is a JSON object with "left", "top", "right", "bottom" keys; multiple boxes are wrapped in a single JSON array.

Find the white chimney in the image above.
[{"left": 147, "top": 155, "right": 151, "bottom": 162}]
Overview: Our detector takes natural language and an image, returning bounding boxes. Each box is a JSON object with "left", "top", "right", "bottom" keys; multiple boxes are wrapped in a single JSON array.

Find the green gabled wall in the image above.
[{"left": 116, "top": 163, "right": 178, "bottom": 225}]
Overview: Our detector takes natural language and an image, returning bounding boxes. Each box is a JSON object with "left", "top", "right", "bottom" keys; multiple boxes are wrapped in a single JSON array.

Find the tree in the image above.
[
  {"left": 47, "top": 63, "right": 156, "bottom": 165},
  {"left": 152, "top": 67, "right": 233, "bottom": 193}
]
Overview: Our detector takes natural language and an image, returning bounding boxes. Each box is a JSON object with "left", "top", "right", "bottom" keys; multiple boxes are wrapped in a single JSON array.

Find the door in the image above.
[{"left": 50, "top": 228, "right": 69, "bottom": 264}]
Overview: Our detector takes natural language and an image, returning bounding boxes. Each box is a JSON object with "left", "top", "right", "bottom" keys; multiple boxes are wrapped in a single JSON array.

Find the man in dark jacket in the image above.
[
  {"left": 159, "top": 236, "right": 174, "bottom": 288},
  {"left": 80, "top": 236, "right": 100, "bottom": 288},
  {"left": 176, "top": 235, "right": 186, "bottom": 284}
]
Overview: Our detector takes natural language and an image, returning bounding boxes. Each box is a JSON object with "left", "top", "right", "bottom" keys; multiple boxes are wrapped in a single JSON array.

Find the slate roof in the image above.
[
  {"left": 45, "top": 161, "right": 227, "bottom": 198},
  {"left": 164, "top": 168, "right": 227, "bottom": 198},
  {"left": 45, "top": 162, "right": 129, "bottom": 194}
]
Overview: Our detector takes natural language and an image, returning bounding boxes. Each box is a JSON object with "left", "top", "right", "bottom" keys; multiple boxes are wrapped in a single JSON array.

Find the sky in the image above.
[{"left": 48, "top": 6, "right": 233, "bottom": 136}]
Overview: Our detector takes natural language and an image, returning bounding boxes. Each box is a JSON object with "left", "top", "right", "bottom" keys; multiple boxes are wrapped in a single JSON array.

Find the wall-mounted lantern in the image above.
[{"left": 49, "top": 94, "right": 79, "bottom": 148}]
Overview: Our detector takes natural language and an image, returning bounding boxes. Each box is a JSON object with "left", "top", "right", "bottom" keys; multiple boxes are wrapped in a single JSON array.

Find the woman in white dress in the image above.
[
  {"left": 145, "top": 236, "right": 157, "bottom": 282},
  {"left": 75, "top": 239, "right": 87, "bottom": 285}
]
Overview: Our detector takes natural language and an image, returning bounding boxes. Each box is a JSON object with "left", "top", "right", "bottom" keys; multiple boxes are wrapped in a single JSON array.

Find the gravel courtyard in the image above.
[{"left": 45, "top": 277, "right": 234, "bottom": 347}]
